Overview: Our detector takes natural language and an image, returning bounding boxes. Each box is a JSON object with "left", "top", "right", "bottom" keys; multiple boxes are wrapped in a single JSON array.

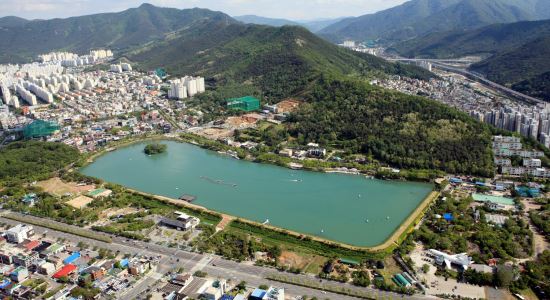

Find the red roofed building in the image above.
[
  {"left": 24, "top": 240, "right": 40, "bottom": 251},
  {"left": 52, "top": 264, "right": 76, "bottom": 279}
]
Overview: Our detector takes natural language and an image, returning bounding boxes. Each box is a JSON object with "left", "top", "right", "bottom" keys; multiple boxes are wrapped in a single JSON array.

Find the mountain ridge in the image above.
[
  {"left": 0, "top": 4, "right": 237, "bottom": 63},
  {"left": 233, "top": 15, "right": 345, "bottom": 32},
  {"left": 319, "top": 0, "right": 550, "bottom": 43}
]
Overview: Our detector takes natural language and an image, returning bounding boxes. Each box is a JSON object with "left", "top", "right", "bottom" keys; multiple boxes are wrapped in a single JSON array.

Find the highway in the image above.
[
  {"left": 0, "top": 212, "right": 436, "bottom": 300},
  {"left": 430, "top": 62, "right": 544, "bottom": 105},
  {"left": 389, "top": 57, "right": 544, "bottom": 105}
]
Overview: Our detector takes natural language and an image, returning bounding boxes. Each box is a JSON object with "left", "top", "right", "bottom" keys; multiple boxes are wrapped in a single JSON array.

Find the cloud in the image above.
[{"left": 0, "top": 0, "right": 409, "bottom": 20}]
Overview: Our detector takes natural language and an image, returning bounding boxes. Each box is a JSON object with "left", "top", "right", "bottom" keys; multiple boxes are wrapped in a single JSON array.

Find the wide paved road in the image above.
[{"left": 0, "top": 213, "right": 435, "bottom": 300}]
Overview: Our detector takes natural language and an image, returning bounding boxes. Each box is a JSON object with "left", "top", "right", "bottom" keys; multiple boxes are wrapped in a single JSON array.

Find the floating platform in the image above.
[{"left": 179, "top": 194, "right": 196, "bottom": 202}]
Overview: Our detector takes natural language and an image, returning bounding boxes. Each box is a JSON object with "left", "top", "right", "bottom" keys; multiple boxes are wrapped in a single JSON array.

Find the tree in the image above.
[
  {"left": 422, "top": 264, "right": 430, "bottom": 273},
  {"left": 495, "top": 265, "right": 514, "bottom": 288},
  {"left": 259, "top": 284, "right": 269, "bottom": 290},
  {"left": 352, "top": 270, "right": 371, "bottom": 287},
  {"left": 237, "top": 281, "right": 247, "bottom": 291}
]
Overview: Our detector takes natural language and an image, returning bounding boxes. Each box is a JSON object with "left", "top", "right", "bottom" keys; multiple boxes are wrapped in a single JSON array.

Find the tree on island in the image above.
[{"left": 144, "top": 143, "right": 167, "bottom": 155}]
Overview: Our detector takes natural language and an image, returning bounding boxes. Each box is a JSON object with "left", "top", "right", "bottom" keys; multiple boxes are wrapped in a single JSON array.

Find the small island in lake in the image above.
[{"left": 144, "top": 143, "right": 167, "bottom": 155}]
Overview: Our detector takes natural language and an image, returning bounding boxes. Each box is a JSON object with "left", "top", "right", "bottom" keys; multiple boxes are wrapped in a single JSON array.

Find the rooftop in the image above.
[{"left": 472, "top": 194, "right": 515, "bottom": 206}]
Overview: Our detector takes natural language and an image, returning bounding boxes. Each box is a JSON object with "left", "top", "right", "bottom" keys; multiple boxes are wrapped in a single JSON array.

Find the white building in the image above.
[
  {"left": 184, "top": 76, "right": 198, "bottom": 97},
  {"left": 1, "top": 84, "right": 11, "bottom": 104},
  {"left": 5, "top": 224, "right": 34, "bottom": 244},
  {"left": 203, "top": 287, "right": 222, "bottom": 300},
  {"left": 494, "top": 157, "right": 511, "bottom": 166},
  {"left": 168, "top": 80, "right": 187, "bottom": 99},
  {"left": 264, "top": 287, "right": 285, "bottom": 300},
  {"left": 16, "top": 84, "right": 37, "bottom": 106},
  {"left": 429, "top": 249, "right": 473, "bottom": 270},
  {"left": 121, "top": 63, "right": 133, "bottom": 72},
  {"left": 110, "top": 64, "right": 123, "bottom": 73},
  {"left": 90, "top": 49, "right": 113, "bottom": 59},
  {"left": 175, "top": 212, "right": 200, "bottom": 230},
  {"left": 523, "top": 158, "right": 542, "bottom": 168},
  {"left": 501, "top": 166, "right": 526, "bottom": 176},
  {"left": 343, "top": 40, "right": 356, "bottom": 48}
]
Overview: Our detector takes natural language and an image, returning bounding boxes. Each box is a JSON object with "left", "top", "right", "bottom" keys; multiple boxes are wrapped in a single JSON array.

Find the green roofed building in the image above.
[
  {"left": 339, "top": 258, "right": 360, "bottom": 266},
  {"left": 23, "top": 120, "right": 60, "bottom": 139},
  {"left": 472, "top": 194, "right": 515, "bottom": 206},
  {"left": 226, "top": 96, "right": 260, "bottom": 112}
]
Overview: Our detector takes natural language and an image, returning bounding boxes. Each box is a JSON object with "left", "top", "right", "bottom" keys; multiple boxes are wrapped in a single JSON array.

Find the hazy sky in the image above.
[{"left": 0, "top": 0, "right": 409, "bottom": 20}]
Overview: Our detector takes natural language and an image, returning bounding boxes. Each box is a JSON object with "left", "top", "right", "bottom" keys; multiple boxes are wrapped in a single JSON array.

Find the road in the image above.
[
  {"left": 430, "top": 62, "right": 543, "bottom": 105},
  {"left": 0, "top": 213, "right": 436, "bottom": 300},
  {"left": 389, "top": 57, "right": 544, "bottom": 105}
]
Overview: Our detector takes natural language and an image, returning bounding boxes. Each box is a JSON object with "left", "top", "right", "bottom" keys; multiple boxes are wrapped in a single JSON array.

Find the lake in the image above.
[{"left": 81, "top": 140, "right": 433, "bottom": 247}]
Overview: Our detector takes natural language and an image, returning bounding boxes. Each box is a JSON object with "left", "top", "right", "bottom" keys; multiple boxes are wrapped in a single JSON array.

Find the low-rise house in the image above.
[
  {"left": 171, "top": 273, "right": 193, "bottom": 287},
  {"left": 12, "top": 252, "right": 39, "bottom": 268},
  {"left": 0, "top": 252, "right": 13, "bottom": 264},
  {"left": 203, "top": 286, "right": 222, "bottom": 300},
  {"left": 485, "top": 214, "right": 509, "bottom": 226},
  {"left": 21, "top": 193, "right": 38, "bottom": 206},
  {"left": 52, "top": 264, "right": 77, "bottom": 280},
  {"left": 42, "top": 243, "right": 65, "bottom": 257},
  {"left": 278, "top": 148, "right": 293, "bottom": 157},
  {"left": 20, "top": 240, "right": 40, "bottom": 252},
  {"left": 160, "top": 215, "right": 198, "bottom": 231},
  {"left": 128, "top": 257, "right": 155, "bottom": 275},
  {"left": 9, "top": 267, "right": 28, "bottom": 283},
  {"left": 307, "top": 148, "right": 326, "bottom": 158},
  {"left": 37, "top": 262, "right": 56, "bottom": 275},
  {"left": 46, "top": 255, "right": 64, "bottom": 269}
]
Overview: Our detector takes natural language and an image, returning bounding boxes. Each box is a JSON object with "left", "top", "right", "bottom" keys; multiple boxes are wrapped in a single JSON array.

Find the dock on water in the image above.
[{"left": 179, "top": 194, "right": 196, "bottom": 203}]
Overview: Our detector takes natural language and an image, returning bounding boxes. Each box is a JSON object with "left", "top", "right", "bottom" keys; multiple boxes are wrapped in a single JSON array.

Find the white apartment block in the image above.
[
  {"left": 493, "top": 136, "right": 521, "bottom": 143},
  {"left": 110, "top": 64, "right": 123, "bottom": 73},
  {"left": 523, "top": 158, "right": 542, "bottom": 168},
  {"left": 494, "top": 157, "right": 511, "bottom": 166},
  {"left": 501, "top": 166, "right": 526, "bottom": 176},
  {"left": 493, "top": 148, "right": 544, "bottom": 158},
  {"left": 167, "top": 76, "right": 205, "bottom": 99}
]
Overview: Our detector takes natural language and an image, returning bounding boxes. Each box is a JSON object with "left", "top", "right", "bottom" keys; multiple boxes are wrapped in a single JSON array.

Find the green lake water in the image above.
[{"left": 81, "top": 140, "right": 433, "bottom": 247}]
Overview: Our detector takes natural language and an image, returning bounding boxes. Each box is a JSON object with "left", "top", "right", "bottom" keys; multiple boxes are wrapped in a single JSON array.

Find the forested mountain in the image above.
[
  {"left": 234, "top": 15, "right": 300, "bottom": 27},
  {"left": 470, "top": 36, "right": 550, "bottom": 101},
  {"left": 0, "top": 3, "right": 237, "bottom": 63},
  {"left": 287, "top": 77, "right": 495, "bottom": 176},
  {"left": 392, "top": 19, "right": 550, "bottom": 58},
  {"left": 126, "top": 19, "right": 493, "bottom": 175},
  {"left": 234, "top": 15, "right": 344, "bottom": 32},
  {"left": 127, "top": 24, "right": 433, "bottom": 100},
  {"left": 319, "top": 0, "right": 550, "bottom": 43},
  {"left": 0, "top": 16, "right": 29, "bottom": 28}
]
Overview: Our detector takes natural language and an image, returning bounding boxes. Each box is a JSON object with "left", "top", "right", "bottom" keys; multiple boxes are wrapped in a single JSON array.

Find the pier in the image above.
[{"left": 179, "top": 194, "right": 196, "bottom": 203}]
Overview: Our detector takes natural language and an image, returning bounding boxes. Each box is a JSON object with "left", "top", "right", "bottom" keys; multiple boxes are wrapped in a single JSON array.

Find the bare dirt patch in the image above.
[
  {"left": 66, "top": 195, "right": 94, "bottom": 209},
  {"left": 277, "top": 99, "right": 301, "bottom": 113},
  {"left": 216, "top": 214, "right": 234, "bottom": 231},
  {"left": 99, "top": 207, "right": 141, "bottom": 219},
  {"left": 37, "top": 177, "right": 95, "bottom": 196},
  {"left": 196, "top": 128, "right": 234, "bottom": 140},
  {"left": 279, "top": 251, "right": 308, "bottom": 269}
]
